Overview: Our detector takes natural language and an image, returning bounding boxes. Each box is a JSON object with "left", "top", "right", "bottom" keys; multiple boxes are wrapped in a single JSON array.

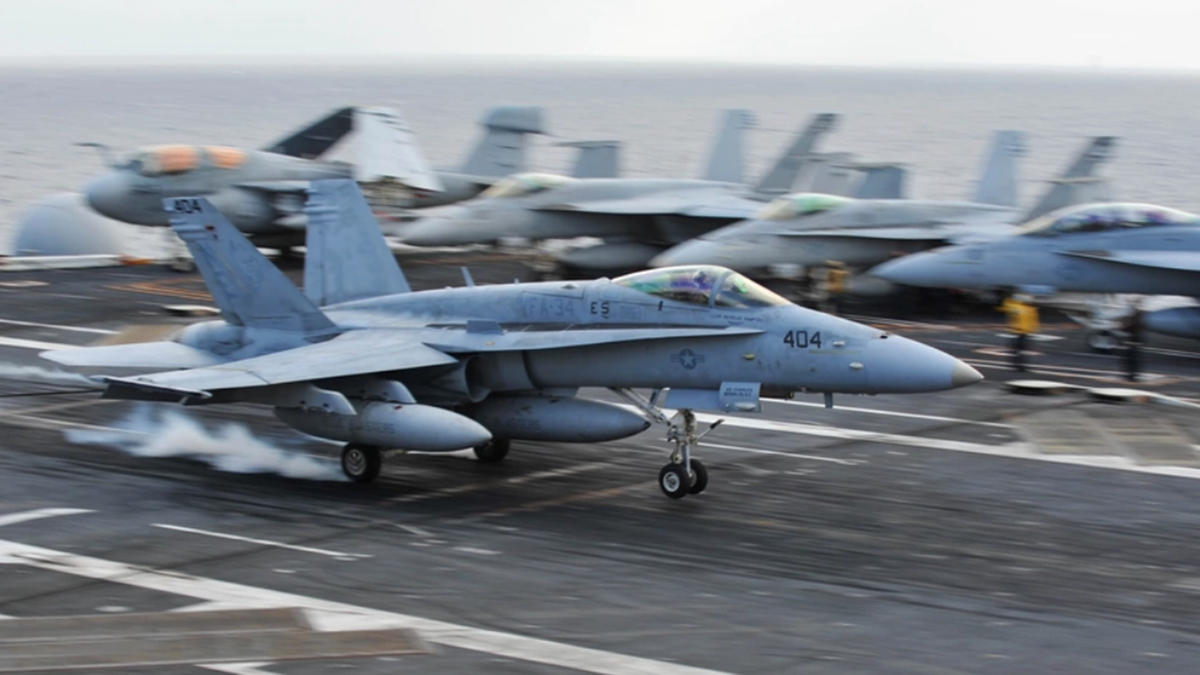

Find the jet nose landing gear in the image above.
[{"left": 611, "top": 389, "right": 725, "bottom": 500}]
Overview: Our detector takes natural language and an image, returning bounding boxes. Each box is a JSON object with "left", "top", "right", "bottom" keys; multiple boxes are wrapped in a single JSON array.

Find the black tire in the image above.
[
  {"left": 687, "top": 459, "right": 708, "bottom": 495},
  {"left": 1087, "top": 329, "right": 1120, "bottom": 353},
  {"left": 658, "top": 463, "right": 692, "bottom": 500},
  {"left": 341, "top": 444, "right": 382, "bottom": 483},
  {"left": 473, "top": 438, "right": 510, "bottom": 463}
]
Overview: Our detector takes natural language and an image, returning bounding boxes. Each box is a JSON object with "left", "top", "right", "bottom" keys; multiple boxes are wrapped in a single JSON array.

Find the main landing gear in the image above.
[
  {"left": 613, "top": 389, "right": 723, "bottom": 500},
  {"left": 341, "top": 443, "right": 382, "bottom": 483}
]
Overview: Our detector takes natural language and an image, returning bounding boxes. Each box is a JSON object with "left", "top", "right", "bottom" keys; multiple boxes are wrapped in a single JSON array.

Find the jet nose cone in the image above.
[
  {"left": 401, "top": 216, "right": 454, "bottom": 246},
  {"left": 401, "top": 204, "right": 500, "bottom": 247},
  {"left": 83, "top": 173, "right": 125, "bottom": 220},
  {"left": 951, "top": 360, "right": 984, "bottom": 388},
  {"left": 866, "top": 335, "right": 984, "bottom": 393}
]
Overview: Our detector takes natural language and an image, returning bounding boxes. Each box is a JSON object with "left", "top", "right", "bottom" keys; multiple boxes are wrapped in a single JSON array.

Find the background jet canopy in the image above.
[
  {"left": 755, "top": 192, "right": 853, "bottom": 221},
  {"left": 480, "top": 172, "right": 574, "bottom": 199},
  {"left": 614, "top": 265, "right": 791, "bottom": 308},
  {"left": 124, "top": 145, "right": 247, "bottom": 176},
  {"left": 1016, "top": 203, "right": 1200, "bottom": 237}
]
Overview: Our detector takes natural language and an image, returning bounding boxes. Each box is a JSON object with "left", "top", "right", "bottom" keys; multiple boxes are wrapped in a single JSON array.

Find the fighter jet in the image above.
[
  {"left": 652, "top": 134, "right": 1118, "bottom": 283},
  {"left": 42, "top": 180, "right": 980, "bottom": 499},
  {"left": 870, "top": 201, "right": 1200, "bottom": 341},
  {"left": 401, "top": 112, "right": 837, "bottom": 276},
  {"left": 80, "top": 105, "right": 549, "bottom": 250}
]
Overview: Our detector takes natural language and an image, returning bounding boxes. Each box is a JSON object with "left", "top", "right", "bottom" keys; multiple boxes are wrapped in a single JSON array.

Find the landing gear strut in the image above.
[
  {"left": 612, "top": 389, "right": 722, "bottom": 500},
  {"left": 341, "top": 443, "right": 382, "bottom": 483}
]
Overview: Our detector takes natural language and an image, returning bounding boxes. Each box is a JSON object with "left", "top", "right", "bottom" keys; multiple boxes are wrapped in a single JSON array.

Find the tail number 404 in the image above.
[
  {"left": 173, "top": 198, "right": 203, "bottom": 213},
  {"left": 783, "top": 330, "right": 822, "bottom": 348}
]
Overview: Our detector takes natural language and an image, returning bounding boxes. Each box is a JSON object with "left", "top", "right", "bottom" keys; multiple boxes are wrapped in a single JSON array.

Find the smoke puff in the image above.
[{"left": 65, "top": 403, "right": 346, "bottom": 481}]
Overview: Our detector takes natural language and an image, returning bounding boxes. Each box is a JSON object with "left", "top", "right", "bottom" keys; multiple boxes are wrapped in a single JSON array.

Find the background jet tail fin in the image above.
[
  {"left": 699, "top": 109, "right": 757, "bottom": 183},
  {"left": 852, "top": 163, "right": 908, "bottom": 200},
  {"left": 558, "top": 140, "right": 621, "bottom": 178},
  {"left": 803, "top": 152, "right": 856, "bottom": 196},
  {"left": 460, "top": 106, "right": 547, "bottom": 178},
  {"left": 752, "top": 113, "right": 838, "bottom": 196},
  {"left": 971, "top": 130, "right": 1026, "bottom": 207},
  {"left": 261, "top": 107, "right": 355, "bottom": 159},
  {"left": 352, "top": 107, "right": 443, "bottom": 192},
  {"left": 165, "top": 197, "right": 337, "bottom": 335},
  {"left": 1021, "top": 136, "right": 1118, "bottom": 221},
  {"left": 304, "top": 179, "right": 411, "bottom": 306}
]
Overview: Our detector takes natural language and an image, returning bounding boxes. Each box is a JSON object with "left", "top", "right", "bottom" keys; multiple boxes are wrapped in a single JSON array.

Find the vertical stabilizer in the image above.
[
  {"left": 165, "top": 197, "right": 336, "bottom": 334},
  {"left": 752, "top": 113, "right": 838, "bottom": 196},
  {"left": 262, "top": 107, "right": 355, "bottom": 159},
  {"left": 853, "top": 164, "right": 908, "bottom": 200},
  {"left": 460, "top": 106, "right": 547, "bottom": 178},
  {"left": 559, "top": 140, "right": 621, "bottom": 178},
  {"left": 352, "top": 107, "right": 443, "bottom": 192},
  {"left": 805, "top": 152, "right": 856, "bottom": 195},
  {"left": 304, "top": 179, "right": 411, "bottom": 306},
  {"left": 699, "top": 109, "right": 758, "bottom": 183},
  {"left": 971, "top": 130, "right": 1026, "bottom": 207},
  {"left": 1021, "top": 136, "right": 1118, "bottom": 221}
]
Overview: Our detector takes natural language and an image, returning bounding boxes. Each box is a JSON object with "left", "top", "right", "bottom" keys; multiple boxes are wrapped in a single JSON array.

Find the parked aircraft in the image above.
[
  {"left": 870, "top": 201, "right": 1200, "bottom": 342},
  {"left": 42, "top": 180, "right": 981, "bottom": 499},
  {"left": 651, "top": 133, "right": 1117, "bottom": 280},
  {"left": 80, "top": 105, "right": 551, "bottom": 250},
  {"left": 401, "top": 113, "right": 838, "bottom": 276}
]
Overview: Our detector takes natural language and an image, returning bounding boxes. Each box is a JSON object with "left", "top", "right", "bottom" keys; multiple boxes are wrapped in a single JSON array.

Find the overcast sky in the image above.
[{"left": 3, "top": 0, "right": 1198, "bottom": 71}]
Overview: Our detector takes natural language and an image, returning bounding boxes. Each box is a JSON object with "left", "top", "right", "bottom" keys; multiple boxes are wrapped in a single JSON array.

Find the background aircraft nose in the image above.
[
  {"left": 83, "top": 173, "right": 126, "bottom": 220},
  {"left": 870, "top": 250, "right": 953, "bottom": 288},
  {"left": 866, "top": 334, "right": 982, "bottom": 393}
]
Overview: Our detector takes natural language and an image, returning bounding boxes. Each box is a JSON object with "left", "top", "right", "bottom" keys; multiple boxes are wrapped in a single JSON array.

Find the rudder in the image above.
[
  {"left": 971, "top": 130, "right": 1026, "bottom": 207},
  {"left": 699, "top": 109, "right": 757, "bottom": 183}
]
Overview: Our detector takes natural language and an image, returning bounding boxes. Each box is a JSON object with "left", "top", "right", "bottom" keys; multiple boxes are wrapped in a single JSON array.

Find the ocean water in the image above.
[{"left": 2, "top": 61, "right": 1200, "bottom": 240}]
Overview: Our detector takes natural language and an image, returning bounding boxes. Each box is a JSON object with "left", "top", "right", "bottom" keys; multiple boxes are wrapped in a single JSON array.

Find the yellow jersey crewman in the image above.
[{"left": 1000, "top": 295, "right": 1039, "bottom": 372}]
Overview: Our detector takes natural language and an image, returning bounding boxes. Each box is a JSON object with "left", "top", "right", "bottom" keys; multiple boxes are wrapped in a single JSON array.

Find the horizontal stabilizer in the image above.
[
  {"left": 262, "top": 107, "right": 354, "bottom": 159},
  {"left": 40, "top": 341, "right": 227, "bottom": 370}
]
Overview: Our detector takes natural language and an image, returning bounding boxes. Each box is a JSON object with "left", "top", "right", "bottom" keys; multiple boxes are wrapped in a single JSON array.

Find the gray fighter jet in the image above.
[
  {"left": 652, "top": 134, "right": 1117, "bottom": 282},
  {"left": 870, "top": 202, "right": 1200, "bottom": 341},
  {"left": 401, "top": 112, "right": 837, "bottom": 276},
  {"left": 42, "top": 180, "right": 980, "bottom": 498},
  {"left": 81, "top": 105, "right": 548, "bottom": 250}
]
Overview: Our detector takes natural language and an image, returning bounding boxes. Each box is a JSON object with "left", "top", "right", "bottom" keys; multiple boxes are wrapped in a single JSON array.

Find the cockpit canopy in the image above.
[
  {"left": 1016, "top": 203, "right": 1200, "bottom": 237},
  {"left": 480, "top": 173, "right": 574, "bottom": 199},
  {"left": 123, "top": 145, "right": 247, "bottom": 176},
  {"left": 755, "top": 193, "right": 852, "bottom": 221},
  {"left": 614, "top": 265, "right": 791, "bottom": 309}
]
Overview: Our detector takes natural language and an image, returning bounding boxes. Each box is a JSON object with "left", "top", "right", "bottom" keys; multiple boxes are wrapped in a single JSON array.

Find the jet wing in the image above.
[
  {"left": 1057, "top": 250, "right": 1200, "bottom": 273},
  {"left": 42, "top": 341, "right": 229, "bottom": 370},
  {"left": 423, "top": 325, "right": 764, "bottom": 353},
  {"left": 537, "top": 193, "right": 757, "bottom": 219},
  {"left": 96, "top": 329, "right": 459, "bottom": 397}
]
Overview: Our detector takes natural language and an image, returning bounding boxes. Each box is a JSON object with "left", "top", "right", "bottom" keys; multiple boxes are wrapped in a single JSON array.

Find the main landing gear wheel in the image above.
[
  {"left": 658, "top": 459, "right": 708, "bottom": 499},
  {"left": 341, "top": 443, "right": 382, "bottom": 483},
  {"left": 473, "top": 438, "right": 510, "bottom": 463}
]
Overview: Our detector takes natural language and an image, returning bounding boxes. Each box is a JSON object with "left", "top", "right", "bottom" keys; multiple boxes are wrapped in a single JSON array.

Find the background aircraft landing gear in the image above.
[
  {"left": 341, "top": 443, "right": 382, "bottom": 483},
  {"left": 473, "top": 438, "right": 510, "bottom": 463}
]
